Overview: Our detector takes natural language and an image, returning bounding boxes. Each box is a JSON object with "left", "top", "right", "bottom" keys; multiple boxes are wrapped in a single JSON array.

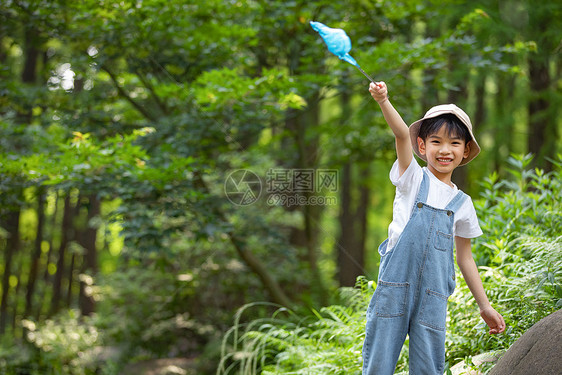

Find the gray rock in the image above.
[{"left": 490, "top": 309, "right": 562, "bottom": 375}]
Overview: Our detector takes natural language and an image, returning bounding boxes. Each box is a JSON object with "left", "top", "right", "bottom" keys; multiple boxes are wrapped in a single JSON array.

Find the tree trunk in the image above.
[
  {"left": 24, "top": 189, "right": 46, "bottom": 317},
  {"left": 11, "top": 265, "right": 22, "bottom": 334},
  {"left": 303, "top": 93, "right": 327, "bottom": 304},
  {"left": 1, "top": 25, "right": 41, "bottom": 331},
  {"left": 0, "top": 209, "right": 21, "bottom": 334},
  {"left": 22, "top": 26, "right": 40, "bottom": 83},
  {"left": 79, "top": 194, "right": 100, "bottom": 316},
  {"left": 337, "top": 162, "right": 370, "bottom": 287},
  {"left": 37, "top": 190, "right": 59, "bottom": 319},
  {"left": 473, "top": 74, "right": 486, "bottom": 137},
  {"left": 65, "top": 195, "right": 85, "bottom": 309},
  {"left": 17, "top": 25, "right": 40, "bottom": 122},
  {"left": 283, "top": 91, "right": 327, "bottom": 305},
  {"left": 448, "top": 61, "right": 469, "bottom": 191},
  {"left": 51, "top": 194, "right": 74, "bottom": 315},
  {"left": 336, "top": 82, "right": 369, "bottom": 287},
  {"left": 337, "top": 162, "right": 354, "bottom": 287},
  {"left": 528, "top": 57, "right": 552, "bottom": 170},
  {"left": 356, "top": 164, "right": 370, "bottom": 277},
  {"left": 492, "top": 73, "right": 516, "bottom": 173},
  {"left": 66, "top": 253, "right": 76, "bottom": 308}
]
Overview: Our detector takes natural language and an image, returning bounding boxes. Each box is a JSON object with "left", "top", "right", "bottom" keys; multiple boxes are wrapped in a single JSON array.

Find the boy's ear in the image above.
[
  {"left": 463, "top": 141, "right": 471, "bottom": 159},
  {"left": 417, "top": 137, "right": 426, "bottom": 155}
]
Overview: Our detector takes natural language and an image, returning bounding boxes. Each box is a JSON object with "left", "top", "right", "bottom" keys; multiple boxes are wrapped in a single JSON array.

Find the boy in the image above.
[{"left": 363, "top": 82, "right": 505, "bottom": 375}]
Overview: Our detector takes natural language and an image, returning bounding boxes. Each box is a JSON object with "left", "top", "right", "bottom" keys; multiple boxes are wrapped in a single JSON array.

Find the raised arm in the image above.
[{"left": 369, "top": 82, "right": 412, "bottom": 175}]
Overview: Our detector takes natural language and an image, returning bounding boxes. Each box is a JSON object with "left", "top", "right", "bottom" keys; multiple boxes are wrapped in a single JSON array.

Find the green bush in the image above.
[
  {"left": 447, "top": 154, "right": 562, "bottom": 367},
  {"left": 219, "top": 155, "right": 562, "bottom": 375},
  {"left": 0, "top": 310, "right": 103, "bottom": 375}
]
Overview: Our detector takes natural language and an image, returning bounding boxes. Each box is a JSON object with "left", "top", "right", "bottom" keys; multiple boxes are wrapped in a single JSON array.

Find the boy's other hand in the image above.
[
  {"left": 480, "top": 306, "right": 506, "bottom": 334},
  {"left": 369, "top": 81, "right": 388, "bottom": 103}
]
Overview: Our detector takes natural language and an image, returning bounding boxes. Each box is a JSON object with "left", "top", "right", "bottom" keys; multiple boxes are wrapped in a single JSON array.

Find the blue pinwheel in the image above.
[{"left": 310, "top": 21, "right": 374, "bottom": 83}]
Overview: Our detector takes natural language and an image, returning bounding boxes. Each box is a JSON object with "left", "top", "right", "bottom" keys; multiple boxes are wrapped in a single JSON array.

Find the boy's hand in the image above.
[
  {"left": 369, "top": 81, "right": 388, "bottom": 104},
  {"left": 480, "top": 306, "right": 506, "bottom": 334}
]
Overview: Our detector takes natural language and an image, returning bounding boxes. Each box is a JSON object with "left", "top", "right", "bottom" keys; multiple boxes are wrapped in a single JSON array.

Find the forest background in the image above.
[{"left": 0, "top": 0, "right": 561, "bottom": 374}]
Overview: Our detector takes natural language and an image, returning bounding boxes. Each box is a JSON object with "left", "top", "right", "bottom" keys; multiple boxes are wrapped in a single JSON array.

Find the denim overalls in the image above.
[{"left": 362, "top": 171, "right": 467, "bottom": 375}]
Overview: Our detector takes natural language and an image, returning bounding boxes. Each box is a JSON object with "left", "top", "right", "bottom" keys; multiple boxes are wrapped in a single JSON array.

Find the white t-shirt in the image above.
[{"left": 386, "top": 157, "right": 483, "bottom": 251}]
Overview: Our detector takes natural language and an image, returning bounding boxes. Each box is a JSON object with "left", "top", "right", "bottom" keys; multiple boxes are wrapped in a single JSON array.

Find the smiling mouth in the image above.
[{"left": 437, "top": 158, "right": 453, "bottom": 163}]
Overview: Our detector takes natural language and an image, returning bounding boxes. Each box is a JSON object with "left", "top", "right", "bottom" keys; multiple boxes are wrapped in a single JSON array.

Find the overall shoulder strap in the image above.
[
  {"left": 445, "top": 190, "right": 468, "bottom": 212},
  {"left": 415, "top": 170, "right": 430, "bottom": 203}
]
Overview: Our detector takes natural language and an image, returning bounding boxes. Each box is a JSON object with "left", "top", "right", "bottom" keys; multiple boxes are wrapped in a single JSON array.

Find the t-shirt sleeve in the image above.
[
  {"left": 390, "top": 156, "right": 422, "bottom": 192},
  {"left": 455, "top": 196, "right": 483, "bottom": 238}
]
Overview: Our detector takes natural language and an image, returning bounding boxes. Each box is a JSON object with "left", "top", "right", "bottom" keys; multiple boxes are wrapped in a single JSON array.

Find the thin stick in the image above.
[{"left": 355, "top": 65, "right": 375, "bottom": 83}]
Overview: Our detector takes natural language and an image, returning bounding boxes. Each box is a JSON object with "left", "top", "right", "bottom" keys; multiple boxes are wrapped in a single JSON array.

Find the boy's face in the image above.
[{"left": 417, "top": 124, "right": 471, "bottom": 183}]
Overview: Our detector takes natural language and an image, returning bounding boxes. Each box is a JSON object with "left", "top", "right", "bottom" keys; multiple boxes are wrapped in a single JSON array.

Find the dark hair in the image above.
[{"left": 418, "top": 114, "right": 472, "bottom": 143}]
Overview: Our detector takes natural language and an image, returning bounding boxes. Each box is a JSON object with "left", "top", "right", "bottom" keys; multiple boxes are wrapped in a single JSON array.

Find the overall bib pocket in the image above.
[
  {"left": 419, "top": 289, "right": 448, "bottom": 331},
  {"left": 374, "top": 281, "right": 409, "bottom": 318},
  {"left": 434, "top": 230, "right": 453, "bottom": 251}
]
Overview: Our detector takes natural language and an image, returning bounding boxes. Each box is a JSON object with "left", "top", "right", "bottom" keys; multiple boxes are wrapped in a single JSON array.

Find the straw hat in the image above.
[{"left": 409, "top": 104, "right": 480, "bottom": 166}]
